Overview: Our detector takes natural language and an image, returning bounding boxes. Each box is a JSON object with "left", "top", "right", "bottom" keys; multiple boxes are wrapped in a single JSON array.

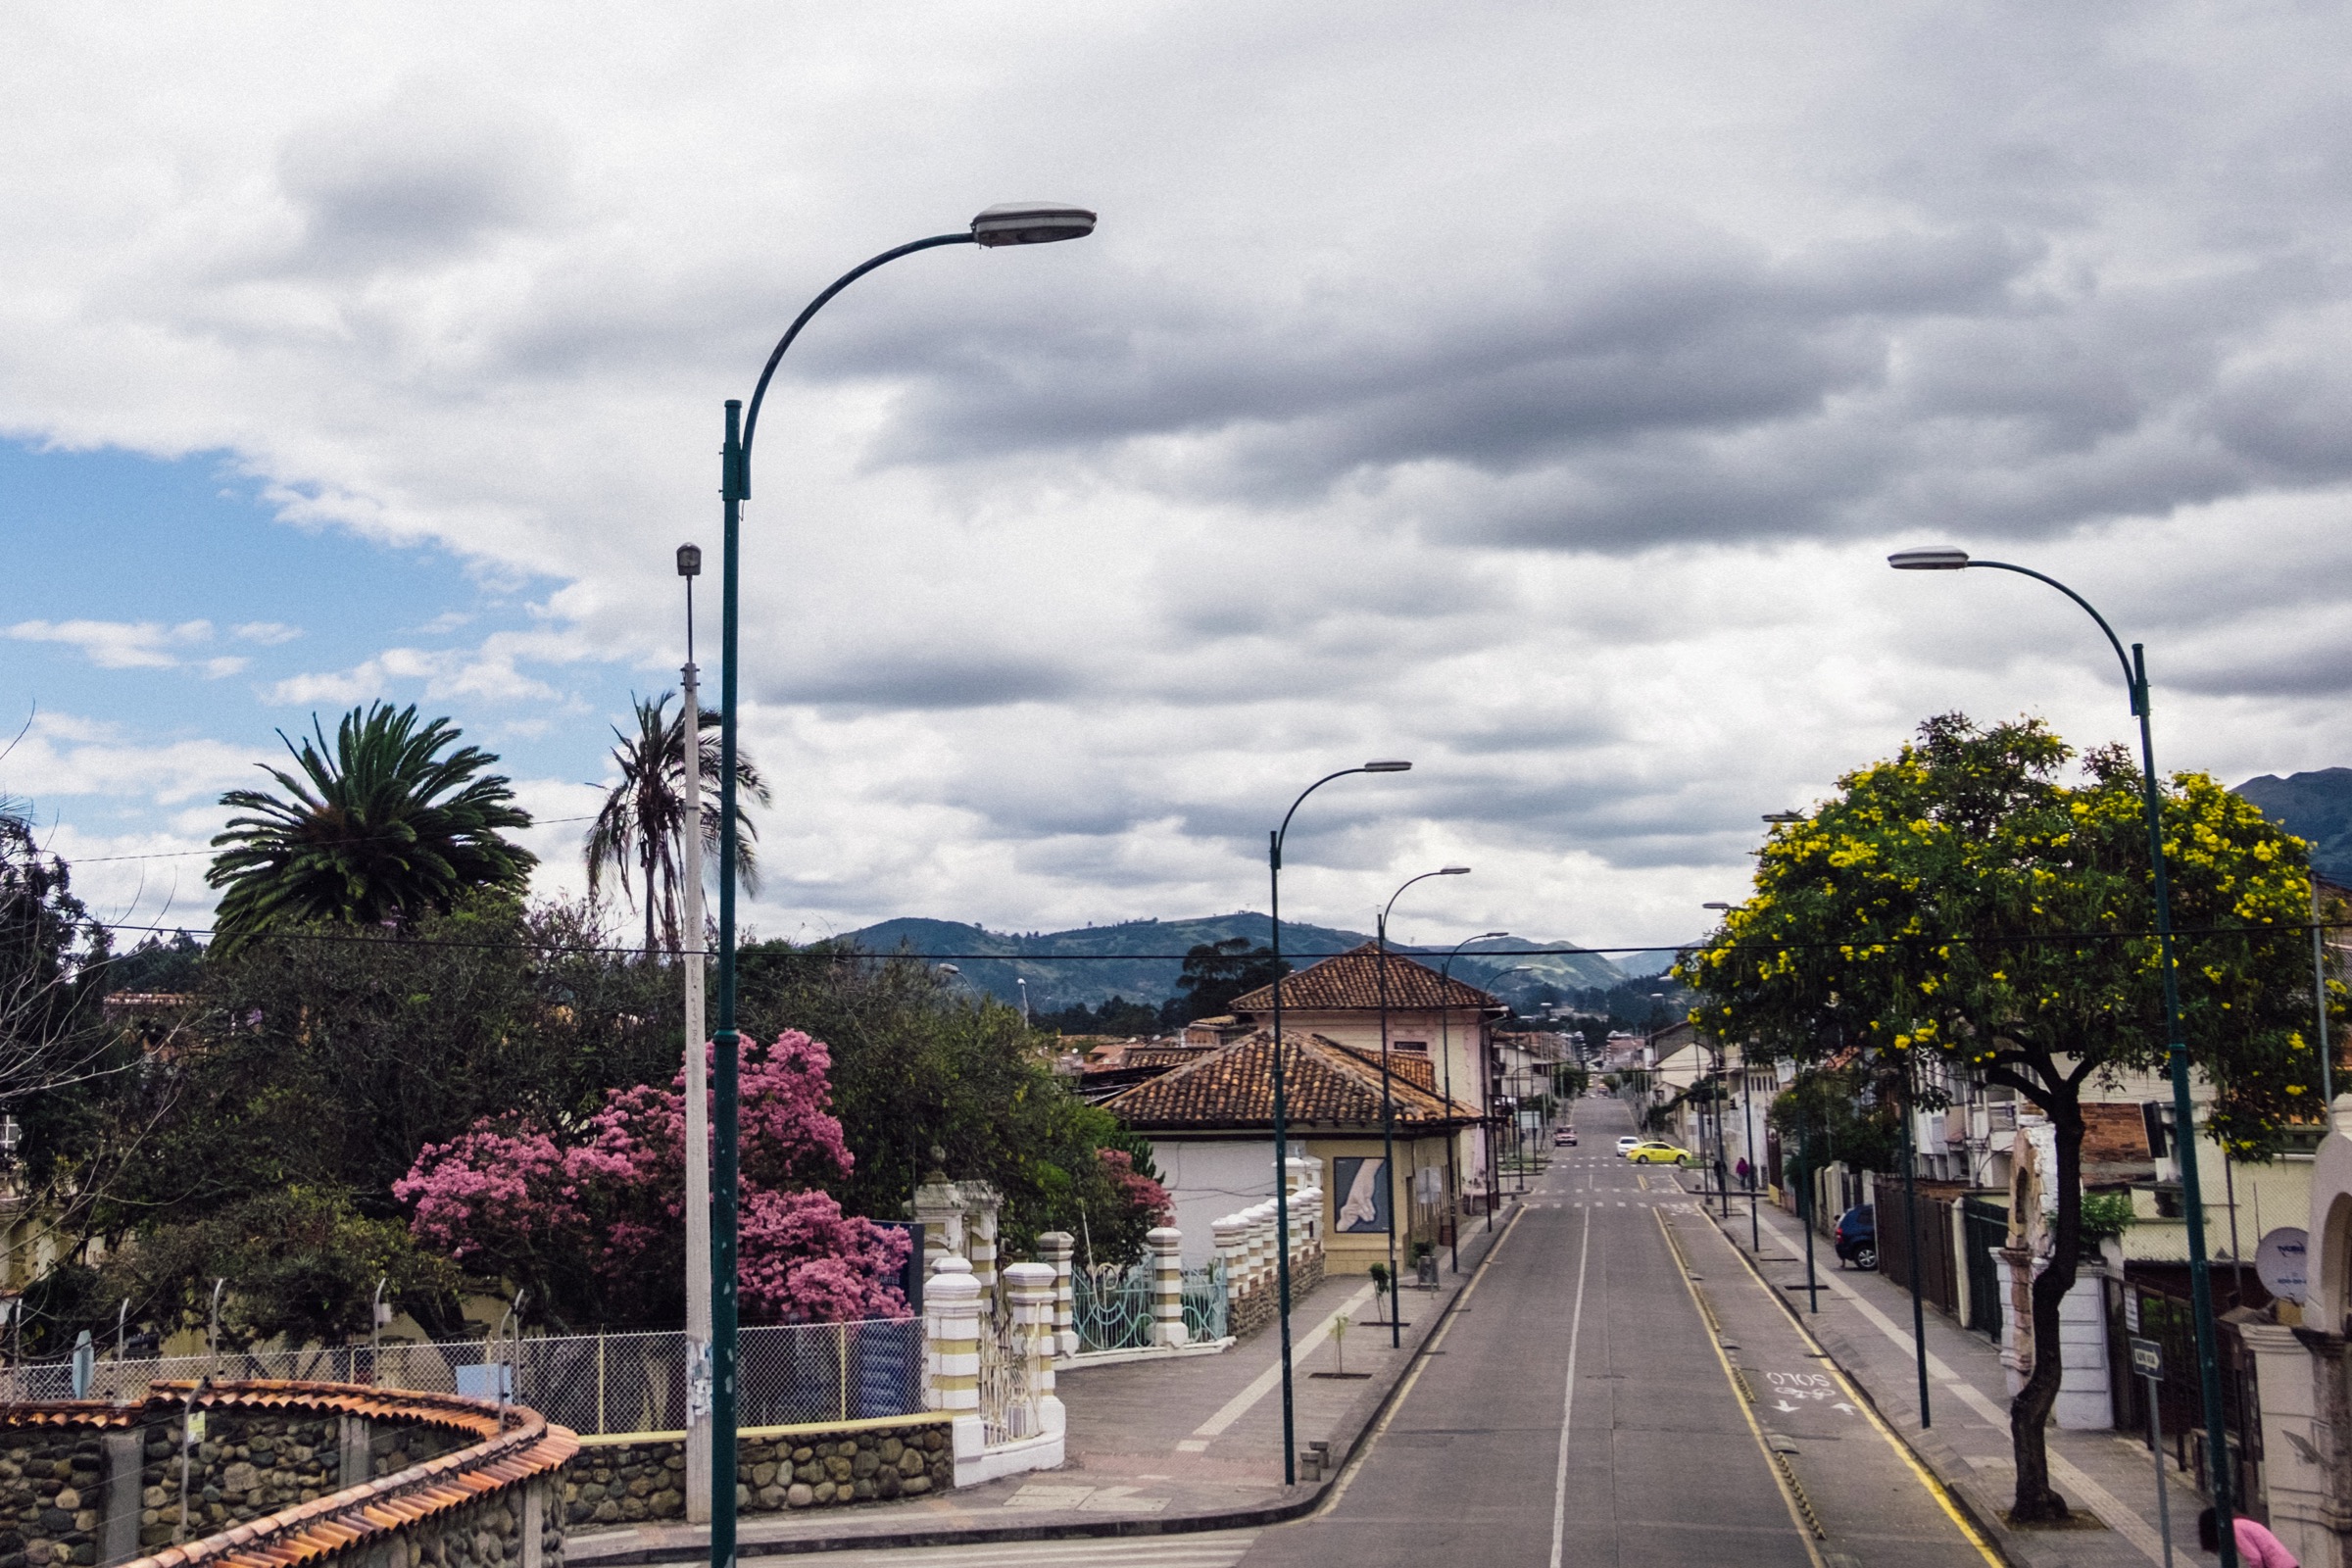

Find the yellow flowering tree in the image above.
[{"left": 1679, "top": 713, "right": 2331, "bottom": 1524}]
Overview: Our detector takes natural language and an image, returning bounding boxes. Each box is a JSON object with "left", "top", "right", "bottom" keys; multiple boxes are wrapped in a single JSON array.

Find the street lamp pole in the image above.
[
  {"left": 710, "top": 204, "right": 1097, "bottom": 1568},
  {"left": 1376, "top": 867, "right": 1471, "bottom": 1348},
  {"left": 676, "top": 543, "right": 714, "bottom": 1523},
  {"left": 1268, "top": 761, "right": 1412, "bottom": 1485},
  {"left": 1439, "top": 931, "right": 1508, "bottom": 1272},
  {"left": 1891, "top": 545, "right": 2237, "bottom": 1562}
]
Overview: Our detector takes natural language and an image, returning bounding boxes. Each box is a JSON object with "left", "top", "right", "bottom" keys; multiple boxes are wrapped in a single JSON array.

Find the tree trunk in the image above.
[
  {"left": 644, "top": 852, "right": 657, "bottom": 957},
  {"left": 2009, "top": 1088, "right": 2085, "bottom": 1521}
]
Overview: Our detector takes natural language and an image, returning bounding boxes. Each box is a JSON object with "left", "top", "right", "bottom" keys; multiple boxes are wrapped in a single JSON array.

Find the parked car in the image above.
[
  {"left": 1626, "top": 1141, "right": 1692, "bottom": 1165},
  {"left": 1833, "top": 1204, "right": 1878, "bottom": 1270},
  {"left": 1614, "top": 1136, "right": 1641, "bottom": 1156},
  {"left": 1554, "top": 1127, "right": 1578, "bottom": 1147}
]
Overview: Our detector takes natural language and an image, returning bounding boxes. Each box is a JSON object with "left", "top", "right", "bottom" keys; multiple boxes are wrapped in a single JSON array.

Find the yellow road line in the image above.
[
  {"left": 1656, "top": 1207, "right": 1830, "bottom": 1568},
  {"left": 1704, "top": 1208, "right": 2006, "bottom": 1567}
]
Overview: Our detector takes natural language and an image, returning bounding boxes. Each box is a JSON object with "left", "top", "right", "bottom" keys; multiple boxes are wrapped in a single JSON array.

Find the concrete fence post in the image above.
[
  {"left": 1148, "top": 1227, "right": 1189, "bottom": 1348},
  {"left": 1295, "top": 1186, "right": 1322, "bottom": 1260},
  {"left": 926, "top": 1256, "right": 980, "bottom": 1415},
  {"left": 969, "top": 1204, "right": 1001, "bottom": 1299},
  {"left": 1036, "top": 1231, "right": 1077, "bottom": 1357},
  {"left": 1004, "top": 1262, "right": 1057, "bottom": 1438},
  {"left": 1286, "top": 1156, "right": 1315, "bottom": 1200},
  {"left": 1213, "top": 1216, "right": 1250, "bottom": 1311}
]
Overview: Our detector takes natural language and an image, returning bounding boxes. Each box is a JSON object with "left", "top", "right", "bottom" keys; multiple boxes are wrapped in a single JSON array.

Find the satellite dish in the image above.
[{"left": 2257, "top": 1226, "right": 2310, "bottom": 1303}]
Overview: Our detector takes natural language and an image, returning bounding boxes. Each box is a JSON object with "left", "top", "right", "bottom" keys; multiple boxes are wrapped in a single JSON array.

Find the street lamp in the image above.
[
  {"left": 708, "top": 203, "right": 1096, "bottom": 1568},
  {"left": 1374, "top": 866, "right": 1470, "bottom": 1347},
  {"left": 1890, "top": 544, "right": 2238, "bottom": 1560},
  {"left": 1439, "top": 931, "right": 1508, "bottom": 1264},
  {"left": 1702, "top": 901, "right": 1764, "bottom": 1251},
  {"left": 1267, "top": 760, "right": 1411, "bottom": 1486}
]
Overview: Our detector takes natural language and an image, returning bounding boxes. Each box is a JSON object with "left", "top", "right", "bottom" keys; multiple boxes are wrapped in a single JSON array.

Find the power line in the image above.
[{"left": 61, "top": 814, "right": 603, "bottom": 864}]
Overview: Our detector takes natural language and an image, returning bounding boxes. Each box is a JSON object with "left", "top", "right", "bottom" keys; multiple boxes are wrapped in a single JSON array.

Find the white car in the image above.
[{"left": 1614, "top": 1136, "right": 1641, "bottom": 1157}]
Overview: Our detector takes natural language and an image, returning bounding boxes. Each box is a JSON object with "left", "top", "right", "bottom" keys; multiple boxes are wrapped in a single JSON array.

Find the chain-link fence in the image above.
[{"left": 1, "top": 1317, "right": 925, "bottom": 1437}]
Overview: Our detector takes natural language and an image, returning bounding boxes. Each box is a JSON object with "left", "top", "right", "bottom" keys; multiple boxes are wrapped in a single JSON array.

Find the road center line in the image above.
[{"left": 1546, "top": 1196, "right": 1593, "bottom": 1568}]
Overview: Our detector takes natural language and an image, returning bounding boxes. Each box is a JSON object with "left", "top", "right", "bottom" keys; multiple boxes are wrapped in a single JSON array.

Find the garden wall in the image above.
[{"left": 565, "top": 1413, "right": 954, "bottom": 1526}]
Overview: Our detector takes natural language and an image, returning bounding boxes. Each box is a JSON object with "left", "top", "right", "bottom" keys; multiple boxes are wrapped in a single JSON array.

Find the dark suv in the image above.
[{"left": 1833, "top": 1204, "right": 1878, "bottom": 1270}]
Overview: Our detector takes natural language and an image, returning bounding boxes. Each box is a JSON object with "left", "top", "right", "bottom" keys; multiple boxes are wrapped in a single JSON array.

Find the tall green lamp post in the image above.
[
  {"left": 1889, "top": 545, "right": 2237, "bottom": 1566},
  {"left": 1438, "top": 930, "right": 1509, "bottom": 1267},
  {"left": 1374, "top": 866, "right": 1471, "bottom": 1347},
  {"left": 1267, "top": 761, "right": 1411, "bottom": 1485},
  {"left": 708, "top": 204, "right": 1097, "bottom": 1568}
]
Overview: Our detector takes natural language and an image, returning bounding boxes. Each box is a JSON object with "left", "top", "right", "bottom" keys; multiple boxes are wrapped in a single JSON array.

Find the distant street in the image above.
[{"left": 1222, "top": 1096, "right": 1992, "bottom": 1568}]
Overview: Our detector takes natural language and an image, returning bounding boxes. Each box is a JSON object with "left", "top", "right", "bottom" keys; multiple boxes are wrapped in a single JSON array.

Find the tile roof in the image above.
[
  {"left": 1102, "top": 1030, "right": 1479, "bottom": 1130},
  {"left": 0, "top": 1381, "right": 578, "bottom": 1568},
  {"left": 1227, "top": 944, "right": 1504, "bottom": 1014}
]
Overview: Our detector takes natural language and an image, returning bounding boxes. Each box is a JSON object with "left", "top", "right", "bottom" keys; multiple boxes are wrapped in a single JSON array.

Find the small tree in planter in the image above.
[{"left": 1368, "top": 1261, "right": 1391, "bottom": 1323}]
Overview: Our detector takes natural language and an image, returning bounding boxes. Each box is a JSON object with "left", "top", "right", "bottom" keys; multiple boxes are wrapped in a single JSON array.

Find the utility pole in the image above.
[{"left": 678, "top": 543, "right": 713, "bottom": 1525}]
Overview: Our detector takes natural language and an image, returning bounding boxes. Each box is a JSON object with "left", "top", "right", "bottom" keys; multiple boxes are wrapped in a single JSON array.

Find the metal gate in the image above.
[{"left": 1962, "top": 1198, "right": 2007, "bottom": 1339}]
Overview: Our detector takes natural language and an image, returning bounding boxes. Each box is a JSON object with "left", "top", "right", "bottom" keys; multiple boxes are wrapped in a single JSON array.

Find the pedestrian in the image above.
[
  {"left": 2200, "top": 1507, "right": 2298, "bottom": 1566},
  {"left": 1736, "top": 1156, "right": 1751, "bottom": 1185}
]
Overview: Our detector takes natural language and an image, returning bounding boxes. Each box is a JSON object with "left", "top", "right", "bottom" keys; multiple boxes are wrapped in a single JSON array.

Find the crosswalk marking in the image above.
[{"left": 755, "top": 1533, "right": 1260, "bottom": 1567}]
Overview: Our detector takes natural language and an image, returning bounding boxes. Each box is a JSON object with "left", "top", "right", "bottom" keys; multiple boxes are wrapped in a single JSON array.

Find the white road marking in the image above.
[
  {"left": 1190, "top": 1284, "right": 1377, "bottom": 1438},
  {"left": 783, "top": 1535, "right": 1259, "bottom": 1567},
  {"left": 1747, "top": 1211, "right": 2171, "bottom": 1568},
  {"left": 1546, "top": 1191, "right": 1595, "bottom": 1568}
]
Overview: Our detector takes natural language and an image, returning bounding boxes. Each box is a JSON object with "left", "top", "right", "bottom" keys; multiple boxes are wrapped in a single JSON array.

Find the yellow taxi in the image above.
[{"left": 1624, "top": 1141, "right": 1693, "bottom": 1166}]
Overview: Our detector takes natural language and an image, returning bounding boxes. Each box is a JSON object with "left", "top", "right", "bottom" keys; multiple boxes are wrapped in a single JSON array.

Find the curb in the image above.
[
  {"left": 575, "top": 1205, "right": 1523, "bottom": 1562},
  {"left": 1692, "top": 1203, "right": 2026, "bottom": 1568}
]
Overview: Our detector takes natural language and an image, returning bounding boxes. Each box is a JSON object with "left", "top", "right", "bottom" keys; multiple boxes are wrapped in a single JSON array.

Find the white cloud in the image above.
[
  {"left": 9, "top": 618, "right": 213, "bottom": 669},
  {"left": 7, "top": 5, "right": 2352, "bottom": 948},
  {"left": 231, "top": 621, "right": 302, "bottom": 645}
]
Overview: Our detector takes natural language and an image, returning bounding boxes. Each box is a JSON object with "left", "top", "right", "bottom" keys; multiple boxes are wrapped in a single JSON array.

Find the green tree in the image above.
[
  {"left": 208, "top": 704, "right": 534, "bottom": 949},
  {"left": 584, "top": 693, "right": 768, "bottom": 956},
  {"left": 736, "top": 942, "right": 1168, "bottom": 1260},
  {"left": 1680, "top": 714, "right": 2331, "bottom": 1523},
  {"left": 1766, "top": 1063, "right": 1903, "bottom": 1187},
  {"left": 1162, "top": 938, "right": 1290, "bottom": 1024},
  {"left": 0, "top": 798, "right": 112, "bottom": 1108}
]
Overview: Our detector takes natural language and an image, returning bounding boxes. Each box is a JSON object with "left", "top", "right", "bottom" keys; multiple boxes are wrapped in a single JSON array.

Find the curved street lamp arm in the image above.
[
  {"left": 734, "top": 232, "right": 978, "bottom": 495},
  {"left": 1273, "top": 767, "right": 1372, "bottom": 868},
  {"left": 1383, "top": 868, "right": 1453, "bottom": 930},
  {"left": 1968, "top": 560, "right": 2140, "bottom": 710}
]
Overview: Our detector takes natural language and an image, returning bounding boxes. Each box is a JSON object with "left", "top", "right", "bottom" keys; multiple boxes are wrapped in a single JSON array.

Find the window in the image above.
[{"left": 1395, "top": 1040, "right": 1429, "bottom": 1054}]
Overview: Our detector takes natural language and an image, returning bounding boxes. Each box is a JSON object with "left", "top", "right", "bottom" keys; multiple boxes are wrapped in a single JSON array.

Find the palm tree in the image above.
[
  {"left": 208, "top": 704, "right": 535, "bottom": 949},
  {"left": 585, "top": 693, "right": 768, "bottom": 955}
]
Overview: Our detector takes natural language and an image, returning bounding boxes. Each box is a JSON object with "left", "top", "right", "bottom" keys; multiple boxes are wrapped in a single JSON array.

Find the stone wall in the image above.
[
  {"left": 564, "top": 1417, "right": 954, "bottom": 1529},
  {"left": 0, "top": 1422, "right": 106, "bottom": 1568},
  {"left": 125, "top": 1403, "right": 473, "bottom": 1551},
  {"left": 0, "top": 1382, "right": 572, "bottom": 1568},
  {"left": 1227, "top": 1248, "right": 1325, "bottom": 1341}
]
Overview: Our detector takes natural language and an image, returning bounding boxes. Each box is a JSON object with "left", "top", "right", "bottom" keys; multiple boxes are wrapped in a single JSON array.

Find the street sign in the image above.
[
  {"left": 2130, "top": 1336, "right": 2164, "bottom": 1380},
  {"left": 2124, "top": 1291, "right": 2140, "bottom": 1333}
]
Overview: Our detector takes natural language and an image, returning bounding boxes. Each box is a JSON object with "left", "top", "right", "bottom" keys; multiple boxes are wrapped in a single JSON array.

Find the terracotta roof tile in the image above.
[
  {"left": 1228, "top": 944, "right": 1504, "bottom": 1013},
  {"left": 1103, "top": 1030, "right": 1477, "bottom": 1130}
]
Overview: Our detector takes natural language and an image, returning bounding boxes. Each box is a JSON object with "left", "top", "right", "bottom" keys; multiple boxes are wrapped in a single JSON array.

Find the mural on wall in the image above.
[{"left": 1334, "top": 1156, "right": 1391, "bottom": 1232}]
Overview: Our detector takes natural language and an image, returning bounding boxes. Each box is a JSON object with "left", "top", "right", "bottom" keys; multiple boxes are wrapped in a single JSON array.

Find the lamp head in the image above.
[
  {"left": 1702, "top": 902, "right": 1730, "bottom": 910},
  {"left": 1761, "top": 810, "right": 1804, "bottom": 823},
  {"left": 1887, "top": 546, "right": 1971, "bottom": 571},
  {"left": 1362, "top": 760, "right": 1412, "bottom": 772},
  {"left": 676, "top": 543, "right": 702, "bottom": 578},
  {"left": 1481, "top": 930, "right": 1508, "bottom": 939},
  {"left": 971, "top": 203, "right": 1097, "bottom": 247},
  {"left": 1439, "top": 865, "right": 1471, "bottom": 875}
]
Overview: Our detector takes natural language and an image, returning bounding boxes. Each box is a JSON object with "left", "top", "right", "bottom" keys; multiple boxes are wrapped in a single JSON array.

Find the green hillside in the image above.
[
  {"left": 840, "top": 912, "right": 1624, "bottom": 1017},
  {"left": 2236, "top": 768, "right": 2352, "bottom": 885}
]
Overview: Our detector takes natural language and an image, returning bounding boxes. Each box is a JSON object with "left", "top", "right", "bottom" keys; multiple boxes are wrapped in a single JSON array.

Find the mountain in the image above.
[
  {"left": 2234, "top": 768, "right": 2352, "bottom": 884},
  {"left": 837, "top": 912, "right": 1624, "bottom": 1015}
]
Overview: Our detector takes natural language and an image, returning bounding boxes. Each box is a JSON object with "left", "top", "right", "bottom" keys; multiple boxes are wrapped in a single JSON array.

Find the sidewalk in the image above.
[
  {"left": 569, "top": 1206, "right": 1518, "bottom": 1561},
  {"left": 1689, "top": 1181, "right": 2204, "bottom": 1568}
]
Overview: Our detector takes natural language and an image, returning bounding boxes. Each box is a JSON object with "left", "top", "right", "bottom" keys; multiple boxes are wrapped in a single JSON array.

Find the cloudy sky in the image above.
[{"left": 5, "top": 2, "right": 2350, "bottom": 959}]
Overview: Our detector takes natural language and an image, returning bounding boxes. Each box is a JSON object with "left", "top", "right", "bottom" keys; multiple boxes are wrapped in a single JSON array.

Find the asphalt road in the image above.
[{"left": 1223, "top": 1097, "right": 1995, "bottom": 1568}]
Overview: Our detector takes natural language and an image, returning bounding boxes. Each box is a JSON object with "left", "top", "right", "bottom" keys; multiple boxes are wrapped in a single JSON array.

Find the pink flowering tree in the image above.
[{"left": 397, "top": 1031, "right": 909, "bottom": 1329}]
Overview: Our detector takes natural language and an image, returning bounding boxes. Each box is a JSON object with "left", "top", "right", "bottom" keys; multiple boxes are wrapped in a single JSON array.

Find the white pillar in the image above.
[
  {"left": 2243, "top": 1322, "right": 2328, "bottom": 1566},
  {"left": 1004, "top": 1261, "right": 1060, "bottom": 1440},
  {"left": 969, "top": 1199, "right": 1002, "bottom": 1297},
  {"left": 1148, "top": 1227, "right": 1189, "bottom": 1348},
  {"left": 1285, "top": 1156, "right": 1315, "bottom": 1199},
  {"left": 1036, "top": 1231, "right": 1077, "bottom": 1357},
  {"left": 926, "top": 1256, "right": 980, "bottom": 1414}
]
